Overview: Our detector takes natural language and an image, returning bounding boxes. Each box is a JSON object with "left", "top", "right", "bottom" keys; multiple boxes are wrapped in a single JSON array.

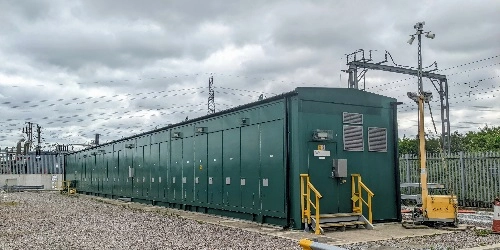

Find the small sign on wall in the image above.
[{"left": 314, "top": 150, "right": 330, "bottom": 157}]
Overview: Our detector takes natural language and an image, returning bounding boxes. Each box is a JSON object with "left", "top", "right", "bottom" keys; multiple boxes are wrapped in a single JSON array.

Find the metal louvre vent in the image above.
[
  {"left": 343, "top": 112, "right": 363, "bottom": 124},
  {"left": 368, "top": 127, "right": 387, "bottom": 152},
  {"left": 343, "top": 125, "right": 364, "bottom": 151}
]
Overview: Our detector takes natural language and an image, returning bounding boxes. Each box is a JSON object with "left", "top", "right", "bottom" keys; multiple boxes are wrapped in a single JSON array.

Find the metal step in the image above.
[
  {"left": 321, "top": 221, "right": 366, "bottom": 227},
  {"left": 311, "top": 213, "right": 373, "bottom": 233},
  {"left": 319, "top": 213, "right": 361, "bottom": 218}
]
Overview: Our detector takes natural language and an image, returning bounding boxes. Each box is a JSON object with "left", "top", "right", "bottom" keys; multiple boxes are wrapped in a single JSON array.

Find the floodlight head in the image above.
[
  {"left": 423, "top": 91, "right": 433, "bottom": 102},
  {"left": 407, "top": 35, "right": 415, "bottom": 45},
  {"left": 425, "top": 32, "right": 435, "bottom": 39},
  {"left": 407, "top": 92, "right": 419, "bottom": 102}
]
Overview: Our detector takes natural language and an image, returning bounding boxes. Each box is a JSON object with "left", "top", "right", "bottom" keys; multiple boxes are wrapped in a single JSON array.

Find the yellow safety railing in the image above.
[
  {"left": 351, "top": 174, "right": 374, "bottom": 223},
  {"left": 300, "top": 174, "right": 322, "bottom": 235}
]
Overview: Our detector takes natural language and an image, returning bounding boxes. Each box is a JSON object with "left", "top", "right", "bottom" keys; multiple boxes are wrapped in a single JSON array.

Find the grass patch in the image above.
[
  {"left": 473, "top": 228, "right": 491, "bottom": 236},
  {"left": 0, "top": 201, "right": 19, "bottom": 206}
]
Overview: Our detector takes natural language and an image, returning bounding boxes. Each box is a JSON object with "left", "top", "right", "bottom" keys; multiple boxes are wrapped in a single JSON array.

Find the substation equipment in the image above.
[{"left": 65, "top": 87, "right": 401, "bottom": 233}]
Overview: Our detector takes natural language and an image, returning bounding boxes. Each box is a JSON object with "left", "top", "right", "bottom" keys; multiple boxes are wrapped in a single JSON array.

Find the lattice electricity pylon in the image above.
[{"left": 208, "top": 76, "right": 215, "bottom": 114}]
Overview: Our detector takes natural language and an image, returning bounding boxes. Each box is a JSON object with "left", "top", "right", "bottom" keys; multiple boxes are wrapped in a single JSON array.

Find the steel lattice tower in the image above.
[{"left": 208, "top": 76, "right": 215, "bottom": 114}]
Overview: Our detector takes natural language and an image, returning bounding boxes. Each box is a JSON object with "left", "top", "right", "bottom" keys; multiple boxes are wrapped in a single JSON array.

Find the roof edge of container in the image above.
[{"left": 68, "top": 90, "right": 299, "bottom": 154}]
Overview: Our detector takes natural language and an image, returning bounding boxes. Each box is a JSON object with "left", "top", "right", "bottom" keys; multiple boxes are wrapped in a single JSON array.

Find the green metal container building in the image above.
[{"left": 65, "top": 87, "right": 401, "bottom": 229}]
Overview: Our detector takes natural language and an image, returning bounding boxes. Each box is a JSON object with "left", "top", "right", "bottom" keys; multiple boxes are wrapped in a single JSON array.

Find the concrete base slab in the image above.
[
  {"left": 87, "top": 195, "right": 461, "bottom": 247},
  {"left": 464, "top": 243, "right": 500, "bottom": 250},
  {"left": 0, "top": 174, "right": 63, "bottom": 190}
]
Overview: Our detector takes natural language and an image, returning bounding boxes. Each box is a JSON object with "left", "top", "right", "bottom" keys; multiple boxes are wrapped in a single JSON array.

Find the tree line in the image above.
[{"left": 398, "top": 125, "right": 500, "bottom": 155}]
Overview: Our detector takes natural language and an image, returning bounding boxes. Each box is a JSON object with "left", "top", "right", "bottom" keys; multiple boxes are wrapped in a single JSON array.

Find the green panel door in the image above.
[
  {"left": 223, "top": 128, "right": 241, "bottom": 209},
  {"left": 183, "top": 137, "right": 195, "bottom": 204},
  {"left": 90, "top": 155, "right": 96, "bottom": 193},
  {"left": 104, "top": 155, "right": 109, "bottom": 195},
  {"left": 133, "top": 146, "right": 143, "bottom": 198},
  {"left": 159, "top": 141, "right": 169, "bottom": 201},
  {"left": 79, "top": 159, "right": 88, "bottom": 192},
  {"left": 97, "top": 154, "right": 103, "bottom": 193},
  {"left": 86, "top": 156, "right": 91, "bottom": 192},
  {"left": 83, "top": 158, "right": 88, "bottom": 192},
  {"left": 194, "top": 134, "right": 208, "bottom": 205},
  {"left": 143, "top": 145, "right": 151, "bottom": 198},
  {"left": 150, "top": 143, "right": 159, "bottom": 200},
  {"left": 207, "top": 131, "right": 223, "bottom": 206},
  {"left": 86, "top": 157, "right": 92, "bottom": 193},
  {"left": 78, "top": 157, "right": 84, "bottom": 191},
  {"left": 240, "top": 125, "right": 260, "bottom": 210},
  {"left": 124, "top": 148, "right": 134, "bottom": 197},
  {"left": 114, "top": 150, "right": 121, "bottom": 196},
  {"left": 307, "top": 142, "right": 339, "bottom": 213},
  {"left": 260, "top": 121, "right": 286, "bottom": 214},
  {"left": 89, "top": 156, "right": 95, "bottom": 192},
  {"left": 100, "top": 154, "right": 105, "bottom": 194},
  {"left": 116, "top": 151, "right": 122, "bottom": 196},
  {"left": 170, "top": 139, "right": 183, "bottom": 202}
]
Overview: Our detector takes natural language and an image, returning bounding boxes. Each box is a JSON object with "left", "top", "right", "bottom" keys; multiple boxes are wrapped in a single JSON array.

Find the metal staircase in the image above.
[{"left": 300, "top": 174, "right": 374, "bottom": 235}]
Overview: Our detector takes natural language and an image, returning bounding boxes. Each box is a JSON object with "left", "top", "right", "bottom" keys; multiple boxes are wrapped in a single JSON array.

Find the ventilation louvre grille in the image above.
[
  {"left": 368, "top": 127, "right": 387, "bottom": 152},
  {"left": 343, "top": 125, "right": 364, "bottom": 151},
  {"left": 343, "top": 112, "right": 363, "bottom": 124}
]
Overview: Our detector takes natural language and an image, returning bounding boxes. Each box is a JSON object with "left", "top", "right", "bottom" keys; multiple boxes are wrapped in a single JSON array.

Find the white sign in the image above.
[{"left": 313, "top": 150, "right": 330, "bottom": 157}]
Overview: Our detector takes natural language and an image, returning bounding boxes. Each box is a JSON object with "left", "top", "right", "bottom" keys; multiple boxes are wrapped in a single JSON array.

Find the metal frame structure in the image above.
[
  {"left": 344, "top": 49, "right": 450, "bottom": 153},
  {"left": 208, "top": 75, "right": 215, "bottom": 114}
]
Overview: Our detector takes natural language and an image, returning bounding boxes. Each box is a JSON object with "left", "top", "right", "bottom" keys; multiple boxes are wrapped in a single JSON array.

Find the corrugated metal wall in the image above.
[
  {"left": 65, "top": 99, "right": 288, "bottom": 225},
  {"left": 0, "top": 153, "right": 64, "bottom": 175},
  {"left": 400, "top": 151, "right": 500, "bottom": 207}
]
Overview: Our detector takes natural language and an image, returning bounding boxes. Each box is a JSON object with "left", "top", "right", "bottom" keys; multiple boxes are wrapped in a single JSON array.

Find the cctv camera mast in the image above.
[
  {"left": 407, "top": 21, "right": 457, "bottom": 226},
  {"left": 343, "top": 22, "right": 457, "bottom": 227}
]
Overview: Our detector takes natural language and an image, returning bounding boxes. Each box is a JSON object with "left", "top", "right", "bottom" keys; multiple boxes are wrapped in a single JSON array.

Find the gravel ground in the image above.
[
  {"left": 0, "top": 192, "right": 299, "bottom": 250},
  {"left": 1, "top": 192, "right": 499, "bottom": 250},
  {"left": 459, "top": 211, "right": 494, "bottom": 229}
]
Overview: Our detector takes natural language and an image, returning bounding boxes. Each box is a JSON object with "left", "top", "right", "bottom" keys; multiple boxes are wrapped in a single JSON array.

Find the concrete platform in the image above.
[
  {"left": 0, "top": 174, "right": 63, "bottom": 190},
  {"left": 89, "top": 195, "right": 456, "bottom": 246}
]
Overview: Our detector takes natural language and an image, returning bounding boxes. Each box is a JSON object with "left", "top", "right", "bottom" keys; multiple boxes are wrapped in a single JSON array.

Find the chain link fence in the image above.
[{"left": 400, "top": 151, "right": 500, "bottom": 207}]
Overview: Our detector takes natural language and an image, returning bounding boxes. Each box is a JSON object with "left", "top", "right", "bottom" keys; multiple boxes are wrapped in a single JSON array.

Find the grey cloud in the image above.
[{"left": 1, "top": 0, "right": 499, "bottom": 148}]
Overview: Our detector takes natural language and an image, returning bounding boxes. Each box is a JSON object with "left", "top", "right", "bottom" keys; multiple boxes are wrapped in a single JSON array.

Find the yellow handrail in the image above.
[
  {"left": 300, "top": 174, "right": 322, "bottom": 235},
  {"left": 351, "top": 174, "right": 374, "bottom": 223}
]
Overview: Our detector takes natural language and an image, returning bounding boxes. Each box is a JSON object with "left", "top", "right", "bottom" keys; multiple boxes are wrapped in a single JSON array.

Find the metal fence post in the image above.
[
  {"left": 404, "top": 154, "right": 411, "bottom": 196},
  {"left": 459, "top": 151, "right": 465, "bottom": 204}
]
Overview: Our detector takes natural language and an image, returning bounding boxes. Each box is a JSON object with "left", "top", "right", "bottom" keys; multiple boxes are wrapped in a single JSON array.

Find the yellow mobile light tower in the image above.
[{"left": 407, "top": 22, "right": 458, "bottom": 227}]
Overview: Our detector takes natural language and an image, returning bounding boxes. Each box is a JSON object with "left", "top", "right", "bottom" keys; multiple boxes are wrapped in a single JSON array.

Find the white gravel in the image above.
[
  {"left": 2, "top": 192, "right": 499, "bottom": 250},
  {"left": 459, "top": 211, "right": 494, "bottom": 229},
  {"left": 0, "top": 192, "right": 299, "bottom": 250}
]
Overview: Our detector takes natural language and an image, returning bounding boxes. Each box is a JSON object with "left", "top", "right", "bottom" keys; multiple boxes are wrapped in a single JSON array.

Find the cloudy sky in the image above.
[{"left": 0, "top": 0, "right": 499, "bottom": 151}]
